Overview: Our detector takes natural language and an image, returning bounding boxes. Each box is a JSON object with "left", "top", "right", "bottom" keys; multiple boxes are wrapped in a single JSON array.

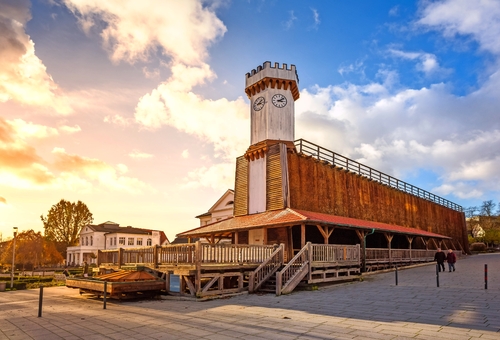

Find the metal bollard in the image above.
[
  {"left": 395, "top": 265, "right": 398, "bottom": 286},
  {"left": 436, "top": 264, "right": 440, "bottom": 288},
  {"left": 103, "top": 281, "right": 107, "bottom": 309},
  {"left": 485, "top": 264, "right": 488, "bottom": 290},
  {"left": 38, "top": 285, "right": 43, "bottom": 317}
]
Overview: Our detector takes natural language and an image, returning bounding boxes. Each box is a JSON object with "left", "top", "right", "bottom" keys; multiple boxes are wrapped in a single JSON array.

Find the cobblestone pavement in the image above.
[{"left": 1, "top": 253, "right": 499, "bottom": 339}]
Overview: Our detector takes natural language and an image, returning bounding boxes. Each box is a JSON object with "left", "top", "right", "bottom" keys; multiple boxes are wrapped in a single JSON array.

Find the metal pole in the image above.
[
  {"left": 38, "top": 285, "right": 43, "bottom": 317},
  {"left": 485, "top": 264, "right": 488, "bottom": 290},
  {"left": 436, "top": 264, "right": 440, "bottom": 288},
  {"left": 10, "top": 227, "right": 18, "bottom": 289},
  {"left": 103, "top": 281, "right": 107, "bottom": 309},
  {"left": 395, "top": 265, "right": 398, "bottom": 286}
]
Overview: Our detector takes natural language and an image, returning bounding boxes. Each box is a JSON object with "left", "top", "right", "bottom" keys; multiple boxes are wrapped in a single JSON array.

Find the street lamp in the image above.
[{"left": 10, "top": 227, "right": 18, "bottom": 289}]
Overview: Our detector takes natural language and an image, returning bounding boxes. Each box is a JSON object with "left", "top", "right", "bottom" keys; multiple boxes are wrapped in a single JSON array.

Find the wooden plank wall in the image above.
[
  {"left": 266, "top": 144, "right": 284, "bottom": 210},
  {"left": 234, "top": 156, "right": 249, "bottom": 216},
  {"left": 288, "top": 152, "right": 469, "bottom": 252}
]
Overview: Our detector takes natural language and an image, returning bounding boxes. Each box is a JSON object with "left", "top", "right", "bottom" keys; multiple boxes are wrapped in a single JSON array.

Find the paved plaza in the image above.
[{"left": 1, "top": 253, "right": 499, "bottom": 340}]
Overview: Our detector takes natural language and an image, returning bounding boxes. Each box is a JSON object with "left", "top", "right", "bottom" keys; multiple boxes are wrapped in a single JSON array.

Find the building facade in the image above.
[{"left": 66, "top": 221, "right": 169, "bottom": 266}]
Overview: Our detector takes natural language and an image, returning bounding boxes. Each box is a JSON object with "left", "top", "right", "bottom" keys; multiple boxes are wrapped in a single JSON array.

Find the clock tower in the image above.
[
  {"left": 245, "top": 61, "right": 299, "bottom": 144},
  {"left": 234, "top": 62, "right": 300, "bottom": 217}
]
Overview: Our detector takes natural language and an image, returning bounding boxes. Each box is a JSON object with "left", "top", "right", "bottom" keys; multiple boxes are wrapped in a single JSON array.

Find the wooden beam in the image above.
[
  {"left": 301, "top": 224, "right": 306, "bottom": 248},
  {"left": 234, "top": 232, "right": 239, "bottom": 245},
  {"left": 384, "top": 233, "right": 393, "bottom": 265}
]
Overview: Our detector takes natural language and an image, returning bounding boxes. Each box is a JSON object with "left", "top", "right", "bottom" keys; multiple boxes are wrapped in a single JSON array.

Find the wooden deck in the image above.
[{"left": 96, "top": 242, "right": 445, "bottom": 297}]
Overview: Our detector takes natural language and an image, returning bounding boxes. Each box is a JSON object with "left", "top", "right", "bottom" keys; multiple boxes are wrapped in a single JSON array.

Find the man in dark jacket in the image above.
[{"left": 434, "top": 248, "right": 446, "bottom": 272}]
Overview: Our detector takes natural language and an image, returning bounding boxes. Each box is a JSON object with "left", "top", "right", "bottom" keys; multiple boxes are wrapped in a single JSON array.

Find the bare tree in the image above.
[{"left": 41, "top": 199, "right": 93, "bottom": 257}]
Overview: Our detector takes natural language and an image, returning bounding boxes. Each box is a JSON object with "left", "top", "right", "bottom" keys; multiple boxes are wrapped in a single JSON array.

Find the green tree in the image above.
[{"left": 41, "top": 199, "right": 93, "bottom": 257}]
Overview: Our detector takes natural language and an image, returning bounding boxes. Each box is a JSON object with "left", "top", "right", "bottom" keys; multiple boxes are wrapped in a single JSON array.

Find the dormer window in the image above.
[{"left": 226, "top": 201, "right": 234, "bottom": 205}]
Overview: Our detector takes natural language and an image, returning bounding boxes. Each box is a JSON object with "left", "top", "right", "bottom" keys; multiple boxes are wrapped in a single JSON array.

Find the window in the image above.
[
  {"left": 128, "top": 238, "right": 134, "bottom": 246},
  {"left": 85, "top": 237, "right": 88, "bottom": 246},
  {"left": 90, "top": 236, "right": 93, "bottom": 246},
  {"left": 119, "top": 237, "right": 125, "bottom": 245},
  {"left": 110, "top": 238, "right": 113, "bottom": 246},
  {"left": 137, "top": 238, "right": 143, "bottom": 246},
  {"left": 114, "top": 237, "right": 117, "bottom": 246},
  {"left": 147, "top": 238, "right": 152, "bottom": 246}
]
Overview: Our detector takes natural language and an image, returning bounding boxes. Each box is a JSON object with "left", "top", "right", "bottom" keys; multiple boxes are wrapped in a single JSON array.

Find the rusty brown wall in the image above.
[{"left": 288, "top": 152, "right": 469, "bottom": 251}]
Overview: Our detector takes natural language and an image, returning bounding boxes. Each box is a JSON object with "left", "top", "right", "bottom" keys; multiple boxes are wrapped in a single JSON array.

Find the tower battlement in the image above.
[
  {"left": 245, "top": 61, "right": 299, "bottom": 87},
  {"left": 245, "top": 61, "right": 300, "bottom": 100}
]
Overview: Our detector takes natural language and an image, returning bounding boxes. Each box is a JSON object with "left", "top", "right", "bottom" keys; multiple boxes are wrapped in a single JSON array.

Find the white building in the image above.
[
  {"left": 195, "top": 189, "right": 234, "bottom": 226},
  {"left": 66, "top": 221, "right": 169, "bottom": 266}
]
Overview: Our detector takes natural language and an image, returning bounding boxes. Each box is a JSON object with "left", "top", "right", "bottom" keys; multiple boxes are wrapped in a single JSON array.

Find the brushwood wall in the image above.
[{"left": 287, "top": 152, "right": 469, "bottom": 252}]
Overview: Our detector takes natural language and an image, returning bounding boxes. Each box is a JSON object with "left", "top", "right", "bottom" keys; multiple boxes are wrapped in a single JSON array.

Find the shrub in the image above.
[{"left": 470, "top": 242, "right": 487, "bottom": 252}]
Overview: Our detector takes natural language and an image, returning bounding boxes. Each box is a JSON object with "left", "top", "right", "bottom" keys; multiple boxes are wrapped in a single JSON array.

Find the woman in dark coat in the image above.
[{"left": 446, "top": 249, "right": 457, "bottom": 272}]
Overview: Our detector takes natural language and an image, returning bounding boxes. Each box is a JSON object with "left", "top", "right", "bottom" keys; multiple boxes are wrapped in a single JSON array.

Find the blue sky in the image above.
[{"left": 1, "top": 0, "right": 500, "bottom": 240}]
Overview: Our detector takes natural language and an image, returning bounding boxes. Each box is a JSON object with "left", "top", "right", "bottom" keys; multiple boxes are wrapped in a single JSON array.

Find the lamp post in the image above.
[{"left": 10, "top": 227, "right": 18, "bottom": 289}]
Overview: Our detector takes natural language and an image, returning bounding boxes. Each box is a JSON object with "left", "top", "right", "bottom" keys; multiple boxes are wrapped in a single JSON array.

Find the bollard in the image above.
[
  {"left": 395, "top": 265, "right": 398, "bottom": 286},
  {"left": 38, "top": 285, "right": 43, "bottom": 317},
  {"left": 436, "top": 264, "right": 440, "bottom": 288},
  {"left": 103, "top": 281, "right": 107, "bottom": 309},
  {"left": 485, "top": 264, "right": 488, "bottom": 290}
]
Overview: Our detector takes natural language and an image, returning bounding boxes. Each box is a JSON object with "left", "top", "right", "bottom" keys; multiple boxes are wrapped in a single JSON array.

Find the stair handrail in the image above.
[
  {"left": 249, "top": 244, "right": 284, "bottom": 293},
  {"left": 276, "top": 242, "right": 310, "bottom": 296}
]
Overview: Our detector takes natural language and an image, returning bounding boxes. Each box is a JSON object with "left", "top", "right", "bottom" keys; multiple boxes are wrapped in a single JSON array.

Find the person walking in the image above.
[
  {"left": 446, "top": 249, "right": 457, "bottom": 272},
  {"left": 434, "top": 248, "right": 446, "bottom": 272}
]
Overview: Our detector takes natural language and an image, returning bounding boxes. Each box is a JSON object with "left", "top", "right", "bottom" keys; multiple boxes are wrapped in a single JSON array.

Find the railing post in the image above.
[
  {"left": 195, "top": 241, "right": 201, "bottom": 296},
  {"left": 307, "top": 242, "right": 312, "bottom": 281},
  {"left": 153, "top": 246, "right": 158, "bottom": 268}
]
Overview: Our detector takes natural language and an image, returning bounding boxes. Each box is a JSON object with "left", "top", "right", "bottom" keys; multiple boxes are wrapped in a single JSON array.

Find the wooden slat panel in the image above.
[
  {"left": 266, "top": 144, "right": 283, "bottom": 210},
  {"left": 234, "top": 156, "right": 248, "bottom": 216}
]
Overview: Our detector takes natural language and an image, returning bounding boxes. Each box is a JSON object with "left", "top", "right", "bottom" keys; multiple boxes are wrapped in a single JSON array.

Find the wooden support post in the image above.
[
  {"left": 195, "top": 241, "right": 201, "bottom": 296},
  {"left": 234, "top": 232, "right": 239, "bottom": 245},
  {"left": 263, "top": 227, "right": 268, "bottom": 245},
  {"left": 153, "top": 246, "right": 158, "bottom": 268},
  {"left": 406, "top": 236, "right": 414, "bottom": 263},
  {"left": 421, "top": 237, "right": 428, "bottom": 250},
  {"left": 287, "top": 226, "right": 293, "bottom": 262},
  {"left": 301, "top": 224, "right": 306, "bottom": 249},
  {"left": 307, "top": 242, "right": 313, "bottom": 281},
  {"left": 355, "top": 230, "right": 367, "bottom": 272},
  {"left": 384, "top": 233, "right": 393, "bottom": 266},
  {"left": 316, "top": 225, "right": 334, "bottom": 244}
]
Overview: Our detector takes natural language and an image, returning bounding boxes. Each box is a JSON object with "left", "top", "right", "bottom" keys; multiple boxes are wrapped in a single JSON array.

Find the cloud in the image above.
[
  {"left": 7, "top": 119, "right": 59, "bottom": 139},
  {"left": 0, "top": 0, "right": 72, "bottom": 114},
  {"left": 129, "top": 150, "right": 153, "bottom": 159},
  {"left": 283, "top": 10, "right": 297, "bottom": 30},
  {"left": 296, "top": 59, "right": 500, "bottom": 200},
  {"left": 182, "top": 162, "right": 235, "bottom": 192},
  {"left": 0, "top": 118, "right": 55, "bottom": 187},
  {"left": 52, "top": 147, "right": 154, "bottom": 194},
  {"left": 0, "top": 196, "right": 6, "bottom": 204},
  {"left": 389, "top": 5, "right": 399, "bottom": 17},
  {"left": 62, "top": 0, "right": 227, "bottom": 65},
  {"left": 417, "top": 0, "right": 500, "bottom": 55},
  {"left": 310, "top": 8, "right": 320, "bottom": 29},
  {"left": 181, "top": 149, "right": 189, "bottom": 159},
  {"left": 388, "top": 49, "right": 445, "bottom": 75},
  {"left": 58, "top": 125, "right": 81, "bottom": 134},
  {"left": 134, "top": 63, "right": 249, "bottom": 161}
]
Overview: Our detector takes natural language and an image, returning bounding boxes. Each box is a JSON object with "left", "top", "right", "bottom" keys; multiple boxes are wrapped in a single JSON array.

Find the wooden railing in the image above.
[
  {"left": 366, "top": 248, "right": 449, "bottom": 264},
  {"left": 249, "top": 244, "right": 284, "bottom": 293},
  {"left": 158, "top": 244, "right": 196, "bottom": 264},
  {"left": 276, "top": 242, "right": 310, "bottom": 296},
  {"left": 312, "top": 244, "right": 360, "bottom": 264},
  {"left": 199, "top": 243, "right": 276, "bottom": 264},
  {"left": 294, "top": 139, "right": 463, "bottom": 212},
  {"left": 98, "top": 242, "right": 277, "bottom": 267}
]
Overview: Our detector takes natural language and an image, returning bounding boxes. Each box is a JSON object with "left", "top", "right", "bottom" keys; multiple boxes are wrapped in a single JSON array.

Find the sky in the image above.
[{"left": 1, "top": 0, "right": 500, "bottom": 242}]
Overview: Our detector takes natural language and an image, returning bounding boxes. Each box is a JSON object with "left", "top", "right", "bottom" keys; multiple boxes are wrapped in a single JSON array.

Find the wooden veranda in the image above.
[{"left": 95, "top": 241, "right": 450, "bottom": 297}]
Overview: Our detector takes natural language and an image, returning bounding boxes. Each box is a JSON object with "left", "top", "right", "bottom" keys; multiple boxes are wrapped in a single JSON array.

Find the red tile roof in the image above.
[{"left": 177, "top": 208, "right": 450, "bottom": 239}]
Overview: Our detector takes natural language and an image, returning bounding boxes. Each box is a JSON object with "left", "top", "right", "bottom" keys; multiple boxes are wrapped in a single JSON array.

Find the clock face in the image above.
[
  {"left": 272, "top": 94, "right": 287, "bottom": 108},
  {"left": 253, "top": 96, "right": 265, "bottom": 111}
]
